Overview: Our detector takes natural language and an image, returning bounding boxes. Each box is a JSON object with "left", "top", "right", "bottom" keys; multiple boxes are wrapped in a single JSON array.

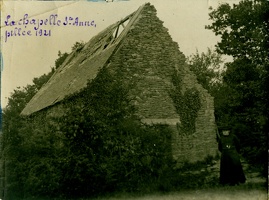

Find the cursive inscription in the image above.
[{"left": 4, "top": 14, "right": 97, "bottom": 42}]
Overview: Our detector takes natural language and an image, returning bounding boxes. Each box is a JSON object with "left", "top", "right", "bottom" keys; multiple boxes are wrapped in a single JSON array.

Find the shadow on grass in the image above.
[
  {"left": 91, "top": 156, "right": 267, "bottom": 200},
  {"left": 21, "top": 157, "right": 267, "bottom": 200}
]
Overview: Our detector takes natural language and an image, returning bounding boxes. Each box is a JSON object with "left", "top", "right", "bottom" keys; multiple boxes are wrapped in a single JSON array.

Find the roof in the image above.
[{"left": 21, "top": 4, "right": 146, "bottom": 116}]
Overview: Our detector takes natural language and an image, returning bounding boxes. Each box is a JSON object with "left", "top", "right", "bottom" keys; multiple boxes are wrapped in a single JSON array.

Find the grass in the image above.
[
  {"left": 91, "top": 184, "right": 267, "bottom": 200},
  {"left": 14, "top": 158, "right": 269, "bottom": 200},
  {"left": 88, "top": 171, "right": 268, "bottom": 200},
  {"left": 16, "top": 177, "right": 268, "bottom": 200}
]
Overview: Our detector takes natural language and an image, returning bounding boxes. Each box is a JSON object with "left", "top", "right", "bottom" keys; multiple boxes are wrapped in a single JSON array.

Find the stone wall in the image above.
[
  {"left": 107, "top": 4, "right": 182, "bottom": 121},
  {"left": 172, "top": 65, "right": 218, "bottom": 164},
  {"left": 106, "top": 3, "right": 218, "bottom": 163}
]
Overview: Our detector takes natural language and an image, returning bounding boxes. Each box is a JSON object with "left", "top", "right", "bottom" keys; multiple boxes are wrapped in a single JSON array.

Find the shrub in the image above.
[{"left": 57, "top": 68, "right": 173, "bottom": 197}]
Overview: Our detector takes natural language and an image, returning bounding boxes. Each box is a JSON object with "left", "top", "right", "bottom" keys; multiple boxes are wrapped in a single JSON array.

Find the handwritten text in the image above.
[{"left": 4, "top": 14, "right": 97, "bottom": 42}]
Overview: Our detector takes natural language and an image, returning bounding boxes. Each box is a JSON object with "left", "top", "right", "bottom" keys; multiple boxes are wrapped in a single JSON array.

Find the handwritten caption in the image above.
[{"left": 3, "top": 14, "right": 97, "bottom": 42}]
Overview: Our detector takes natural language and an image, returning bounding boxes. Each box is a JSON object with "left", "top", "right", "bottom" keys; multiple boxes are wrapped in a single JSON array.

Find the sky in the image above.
[{"left": 1, "top": 0, "right": 240, "bottom": 108}]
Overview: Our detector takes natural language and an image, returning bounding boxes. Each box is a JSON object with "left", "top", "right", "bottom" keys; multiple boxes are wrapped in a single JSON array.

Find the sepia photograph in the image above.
[{"left": 0, "top": 0, "right": 268, "bottom": 199}]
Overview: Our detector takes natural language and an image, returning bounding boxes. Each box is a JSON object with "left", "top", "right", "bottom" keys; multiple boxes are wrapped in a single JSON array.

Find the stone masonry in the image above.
[{"left": 104, "top": 4, "right": 218, "bottom": 163}]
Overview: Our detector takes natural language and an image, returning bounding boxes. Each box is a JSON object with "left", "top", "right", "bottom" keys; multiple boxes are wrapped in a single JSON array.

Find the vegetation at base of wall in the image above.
[
  {"left": 170, "top": 73, "right": 201, "bottom": 134},
  {"left": 86, "top": 155, "right": 222, "bottom": 196},
  {"left": 55, "top": 68, "right": 173, "bottom": 198},
  {"left": 1, "top": 66, "right": 173, "bottom": 199},
  {"left": 1, "top": 65, "right": 222, "bottom": 199}
]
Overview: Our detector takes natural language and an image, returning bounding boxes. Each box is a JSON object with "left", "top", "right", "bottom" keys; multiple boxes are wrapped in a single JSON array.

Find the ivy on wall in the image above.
[{"left": 170, "top": 72, "right": 201, "bottom": 134}]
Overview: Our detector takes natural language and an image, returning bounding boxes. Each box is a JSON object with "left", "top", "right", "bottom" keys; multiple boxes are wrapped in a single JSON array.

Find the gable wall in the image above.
[
  {"left": 106, "top": 3, "right": 218, "bottom": 163},
  {"left": 107, "top": 4, "right": 182, "bottom": 122}
]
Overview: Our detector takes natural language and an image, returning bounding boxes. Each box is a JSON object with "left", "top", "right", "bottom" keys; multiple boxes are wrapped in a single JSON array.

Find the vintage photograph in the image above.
[{"left": 0, "top": 0, "right": 268, "bottom": 199}]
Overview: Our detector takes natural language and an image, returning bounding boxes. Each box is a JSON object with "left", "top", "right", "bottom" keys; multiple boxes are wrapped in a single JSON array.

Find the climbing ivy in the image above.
[{"left": 170, "top": 72, "right": 201, "bottom": 134}]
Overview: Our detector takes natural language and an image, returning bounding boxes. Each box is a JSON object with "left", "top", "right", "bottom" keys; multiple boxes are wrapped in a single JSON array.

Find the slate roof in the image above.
[{"left": 21, "top": 4, "right": 145, "bottom": 116}]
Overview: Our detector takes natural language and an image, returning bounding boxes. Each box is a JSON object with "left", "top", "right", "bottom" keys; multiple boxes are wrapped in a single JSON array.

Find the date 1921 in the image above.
[{"left": 4, "top": 27, "right": 51, "bottom": 42}]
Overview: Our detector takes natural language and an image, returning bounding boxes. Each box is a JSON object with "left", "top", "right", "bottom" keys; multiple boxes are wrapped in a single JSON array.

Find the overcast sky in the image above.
[{"left": 1, "top": 0, "right": 239, "bottom": 108}]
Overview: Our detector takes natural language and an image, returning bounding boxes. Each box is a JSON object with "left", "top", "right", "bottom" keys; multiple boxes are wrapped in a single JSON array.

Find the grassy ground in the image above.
[
  {"left": 93, "top": 191, "right": 267, "bottom": 200},
  {"left": 19, "top": 159, "right": 268, "bottom": 200},
  {"left": 89, "top": 160, "right": 268, "bottom": 200},
  {"left": 92, "top": 184, "right": 267, "bottom": 200},
  {"left": 21, "top": 182, "right": 267, "bottom": 200}
]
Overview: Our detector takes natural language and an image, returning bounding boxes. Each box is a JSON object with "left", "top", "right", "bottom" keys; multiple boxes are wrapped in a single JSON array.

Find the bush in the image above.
[
  {"left": 57, "top": 68, "right": 173, "bottom": 197},
  {"left": 2, "top": 67, "right": 174, "bottom": 199}
]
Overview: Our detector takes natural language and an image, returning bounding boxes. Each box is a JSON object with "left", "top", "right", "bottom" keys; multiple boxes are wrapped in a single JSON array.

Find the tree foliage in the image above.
[
  {"left": 1, "top": 69, "right": 55, "bottom": 199},
  {"left": 205, "top": 0, "right": 268, "bottom": 171},
  {"left": 187, "top": 0, "right": 268, "bottom": 174},
  {"left": 206, "top": 0, "right": 269, "bottom": 65},
  {"left": 71, "top": 41, "right": 85, "bottom": 51},
  {"left": 55, "top": 51, "right": 69, "bottom": 69},
  {"left": 1, "top": 50, "right": 72, "bottom": 199},
  {"left": 187, "top": 48, "right": 228, "bottom": 129},
  {"left": 187, "top": 48, "right": 224, "bottom": 93}
]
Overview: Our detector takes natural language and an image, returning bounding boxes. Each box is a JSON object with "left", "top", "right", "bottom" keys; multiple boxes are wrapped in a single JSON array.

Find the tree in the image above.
[
  {"left": 71, "top": 41, "right": 85, "bottom": 51},
  {"left": 187, "top": 48, "right": 224, "bottom": 93},
  {"left": 206, "top": 0, "right": 269, "bottom": 65},
  {"left": 55, "top": 51, "right": 69, "bottom": 69},
  {"left": 206, "top": 0, "right": 268, "bottom": 171},
  {"left": 2, "top": 69, "right": 55, "bottom": 199},
  {"left": 186, "top": 48, "right": 230, "bottom": 127}
]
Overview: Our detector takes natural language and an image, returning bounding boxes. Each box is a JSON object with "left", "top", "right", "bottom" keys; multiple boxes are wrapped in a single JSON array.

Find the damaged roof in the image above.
[{"left": 21, "top": 4, "right": 146, "bottom": 116}]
